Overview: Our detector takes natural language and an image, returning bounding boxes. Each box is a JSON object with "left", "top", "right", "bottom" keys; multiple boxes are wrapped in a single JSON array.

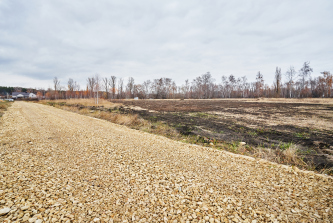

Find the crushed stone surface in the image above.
[{"left": 0, "top": 101, "right": 332, "bottom": 223}]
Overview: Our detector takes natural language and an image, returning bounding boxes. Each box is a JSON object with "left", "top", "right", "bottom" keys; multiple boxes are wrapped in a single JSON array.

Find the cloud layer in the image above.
[{"left": 1, "top": 0, "right": 332, "bottom": 89}]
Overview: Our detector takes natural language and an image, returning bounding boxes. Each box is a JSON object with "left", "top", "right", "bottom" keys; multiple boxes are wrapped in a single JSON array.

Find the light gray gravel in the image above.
[{"left": 0, "top": 102, "right": 332, "bottom": 222}]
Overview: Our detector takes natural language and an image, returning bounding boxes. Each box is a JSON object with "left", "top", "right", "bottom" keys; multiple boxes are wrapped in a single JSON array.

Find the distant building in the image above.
[{"left": 12, "top": 92, "right": 37, "bottom": 99}]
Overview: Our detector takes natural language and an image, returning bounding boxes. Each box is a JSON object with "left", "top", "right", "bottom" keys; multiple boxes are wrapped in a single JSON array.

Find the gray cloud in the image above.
[{"left": 0, "top": 0, "right": 332, "bottom": 89}]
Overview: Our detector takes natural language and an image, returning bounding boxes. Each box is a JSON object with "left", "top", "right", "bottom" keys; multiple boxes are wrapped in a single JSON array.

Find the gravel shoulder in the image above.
[{"left": 0, "top": 102, "right": 332, "bottom": 222}]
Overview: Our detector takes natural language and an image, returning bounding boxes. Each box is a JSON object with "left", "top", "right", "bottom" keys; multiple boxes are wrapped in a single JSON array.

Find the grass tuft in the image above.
[
  {"left": 0, "top": 104, "right": 7, "bottom": 109},
  {"left": 0, "top": 101, "right": 13, "bottom": 117},
  {"left": 282, "top": 144, "right": 298, "bottom": 163}
]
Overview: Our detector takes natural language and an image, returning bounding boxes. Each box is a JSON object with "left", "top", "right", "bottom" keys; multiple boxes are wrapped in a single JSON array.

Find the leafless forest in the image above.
[{"left": 2, "top": 62, "right": 332, "bottom": 100}]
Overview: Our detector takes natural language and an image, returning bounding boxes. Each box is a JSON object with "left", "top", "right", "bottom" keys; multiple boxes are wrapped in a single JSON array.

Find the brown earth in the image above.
[{"left": 122, "top": 99, "right": 333, "bottom": 170}]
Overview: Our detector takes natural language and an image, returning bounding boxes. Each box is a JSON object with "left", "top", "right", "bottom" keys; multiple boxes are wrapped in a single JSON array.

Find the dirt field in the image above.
[
  {"left": 122, "top": 99, "right": 333, "bottom": 170},
  {"left": 1, "top": 101, "right": 332, "bottom": 222}
]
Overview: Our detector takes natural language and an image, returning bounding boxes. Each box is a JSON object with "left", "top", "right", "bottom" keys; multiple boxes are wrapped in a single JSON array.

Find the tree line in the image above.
[{"left": 1, "top": 61, "right": 332, "bottom": 100}]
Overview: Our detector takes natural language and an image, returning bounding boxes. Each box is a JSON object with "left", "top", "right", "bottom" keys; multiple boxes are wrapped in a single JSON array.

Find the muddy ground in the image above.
[{"left": 120, "top": 99, "right": 333, "bottom": 169}]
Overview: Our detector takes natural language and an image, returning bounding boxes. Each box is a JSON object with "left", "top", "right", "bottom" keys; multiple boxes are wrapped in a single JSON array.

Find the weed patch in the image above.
[
  {"left": 0, "top": 101, "right": 13, "bottom": 118},
  {"left": 279, "top": 142, "right": 293, "bottom": 150}
]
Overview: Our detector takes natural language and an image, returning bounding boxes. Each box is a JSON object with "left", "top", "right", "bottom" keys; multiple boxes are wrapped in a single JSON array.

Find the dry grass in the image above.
[
  {"left": 282, "top": 144, "right": 298, "bottom": 163},
  {"left": 253, "top": 148, "right": 277, "bottom": 161},
  {"left": 255, "top": 98, "right": 333, "bottom": 104},
  {"left": 46, "top": 98, "right": 121, "bottom": 108},
  {"left": 250, "top": 143, "right": 307, "bottom": 168},
  {"left": 201, "top": 98, "right": 333, "bottom": 104},
  {"left": 0, "top": 103, "right": 7, "bottom": 109},
  {"left": 0, "top": 101, "right": 13, "bottom": 117},
  {"left": 98, "top": 112, "right": 144, "bottom": 126},
  {"left": 320, "top": 167, "right": 333, "bottom": 175},
  {"left": 117, "top": 98, "right": 333, "bottom": 104},
  {"left": 50, "top": 103, "right": 178, "bottom": 137},
  {"left": 209, "top": 105, "right": 333, "bottom": 132}
]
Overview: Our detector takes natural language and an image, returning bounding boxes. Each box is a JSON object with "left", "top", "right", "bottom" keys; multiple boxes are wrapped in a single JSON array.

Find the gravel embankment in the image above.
[{"left": 0, "top": 102, "right": 332, "bottom": 222}]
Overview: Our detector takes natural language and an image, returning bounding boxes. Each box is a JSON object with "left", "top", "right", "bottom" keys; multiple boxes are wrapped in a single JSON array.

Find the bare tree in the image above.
[
  {"left": 68, "top": 78, "right": 74, "bottom": 91},
  {"left": 274, "top": 67, "right": 282, "bottom": 97},
  {"left": 53, "top": 77, "right": 60, "bottom": 92},
  {"left": 184, "top": 79, "right": 190, "bottom": 99},
  {"left": 74, "top": 81, "right": 80, "bottom": 91},
  {"left": 299, "top": 61, "right": 313, "bottom": 90},
  {"left": 240, "top": 76, "right": 248, "bottom": 97},
  {"left": 102, "top": 77, "right": 109, "bottom": 99},
  {"left": 221, "top": 75, "right": 230, "bottom": 98},
  {"left": 229, "top": 74, "right": 236, "bottom": 98},
  {"left": 202, "top": 72, "right": 213, "bottom": 99},
  {"left": 143, "top": 80, "right": 151, "bottom": 99},
  {"left": 321, "top": 71, "right": 333, "bottom": 97},
  {"left": 152, "top": 78, "right": 163, "bottom": 99},
  {"left": 74, "top": 81, "right": 80, "bottom": 98},
  {"left": 126, "top": 77, "right": 135, "bottom": 98},
  {"left": 94, "top": 74, "right": 100, "bottom": 104},
  {"left": 180, "top": 79, "right": 190, "bottom": 99},
  {"left": 53, "top": 77, "right": 60, "bottom": 99},
  {"left": 171, "top": 81, "right": 177, "bottom": 99},
  {"left": 110, "top": 76, "right": 117, "bottom": 99},
  {"left": 164, "top": 78, "right": 172, "bottom": 99},
  {"left": 191, "top": 76, "right": 203, "bottom": 99},
  {"left": 256, "top": 72, "right": 264, "bottom": 97},
  {"left": 151, "top": 78, "right": 172, "bottom": 99},
  {"left": 87, "top": 77, "right": 96, "bottom": 98},
  {"left": 118, "top": 78, "right": 124, "bottom": 99},
  {"left": 285, "top": 66, "right": 296, "bottom": 98}
]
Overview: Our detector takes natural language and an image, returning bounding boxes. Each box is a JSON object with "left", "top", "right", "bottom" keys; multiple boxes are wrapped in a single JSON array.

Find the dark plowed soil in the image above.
[
  {"left": 123, "top": 99, "right": 320, "bottom": 112},
  {"left": 122, "top": 99, "right": 333, "bottom": 169}
]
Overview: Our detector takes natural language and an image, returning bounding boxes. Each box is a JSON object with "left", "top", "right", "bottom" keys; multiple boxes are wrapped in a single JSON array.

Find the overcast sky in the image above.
[{"left": 0, "top": 0, "right": 332, "bottom": 89}]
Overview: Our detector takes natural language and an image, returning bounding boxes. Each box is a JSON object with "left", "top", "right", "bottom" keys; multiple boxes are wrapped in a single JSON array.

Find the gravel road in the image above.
[{"left": 0, "top": 102, "right": 332, "bottom": 223}]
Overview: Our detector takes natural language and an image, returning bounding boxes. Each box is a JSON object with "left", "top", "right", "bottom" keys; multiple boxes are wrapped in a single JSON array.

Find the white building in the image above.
[{"left": 12, "top": 92, "right": 37, "bottom": 99}]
